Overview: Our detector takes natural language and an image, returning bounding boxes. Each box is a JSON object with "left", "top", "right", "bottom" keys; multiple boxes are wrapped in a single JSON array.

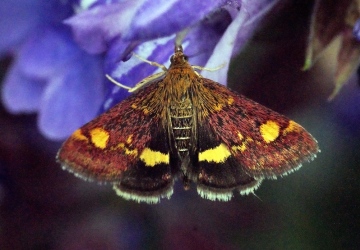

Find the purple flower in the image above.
[
  {"left": 0, "top": 0, "right": 104, "bottom": 140},
  {"left": 1, "top": 0, "right": 279, "bottom": 140},
  {"left": 67, "top": 0, "right": 279, "bottom": 111}
]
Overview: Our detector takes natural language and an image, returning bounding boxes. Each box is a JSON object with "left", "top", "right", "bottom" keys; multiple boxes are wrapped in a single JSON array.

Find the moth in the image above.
[{"left": 57, "top": 44, "right": 319, "bottom": 204}]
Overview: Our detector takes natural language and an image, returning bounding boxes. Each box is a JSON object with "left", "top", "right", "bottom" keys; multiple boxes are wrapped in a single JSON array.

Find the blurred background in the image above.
[{"left": 1, "top": 1, "right": 360, "bottom": 249}]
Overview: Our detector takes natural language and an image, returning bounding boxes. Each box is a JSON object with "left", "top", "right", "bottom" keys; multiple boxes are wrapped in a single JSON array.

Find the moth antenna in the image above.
[
  {"left": 132, "top": 53, "right": 168, "bottom": 72},
  {"left": 106, "top": 71, "right": 166, "bottom": 93},
  {"left": 106, "top": 51, "right": 169, "bottom": 93}
]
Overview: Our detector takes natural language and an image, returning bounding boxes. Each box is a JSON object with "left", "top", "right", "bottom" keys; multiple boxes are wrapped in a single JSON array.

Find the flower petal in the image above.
[
  {"left": 234, "top": 0, "right": 280, "bottom": 53},
  {"left": 17, "top": 27, "right": 82, "bottom": 78},
  {"left": 0, "top": 0, "right": 72, "bottom": 55},
  {"left": 38, "top": 55, "right": 104, "bottom": 140},
  {"left": 124, "top": 0, "right": 223, "bottom": 40},
  {"left": 2, "top": 61, "right": 45, "bottom": 113},
  {"left": 64, "top": 1, "right": 143, "bottom": 54},
  {"left": 0, "top": 0, "right": 41, "bottom": 54},
  {"left": 183, "top": 9, "right": 232, "bottom": 66},
  {"left": 202, "top": 0, "right": 279, "bottom": 84},
  {"left": 240, "top": 0, "right": 277, "bottom": 17},
  {"left": 200, "top": 9, "right": 247, "bottom": 84}
]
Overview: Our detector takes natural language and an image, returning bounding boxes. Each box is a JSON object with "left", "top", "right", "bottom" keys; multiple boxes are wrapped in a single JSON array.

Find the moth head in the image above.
[{"left": 170, "top": 45, "right": 189, "bottom": 66}]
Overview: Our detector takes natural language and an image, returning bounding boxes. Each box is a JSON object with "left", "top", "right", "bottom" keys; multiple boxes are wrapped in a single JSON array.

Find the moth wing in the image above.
[
  {"left": 192, "top": 79, "right": 318, "bottom": 200},
  {"left": 194, "top": 123, "right": 263, "bottom": 201},
  {"left": 57, "top": 82, "right": 174, "bottom": 203},
  {"left": 201, "top": 79, "right": 319, "bottom": 178}
]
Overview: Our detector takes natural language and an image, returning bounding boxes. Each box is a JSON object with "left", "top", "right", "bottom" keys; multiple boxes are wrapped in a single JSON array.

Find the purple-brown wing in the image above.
[
  {"left": 197, "top": 78, "right": 319, "bottom": 179},
  {"left": 57, "top": 81, "right": 175, "bottom": 202}
]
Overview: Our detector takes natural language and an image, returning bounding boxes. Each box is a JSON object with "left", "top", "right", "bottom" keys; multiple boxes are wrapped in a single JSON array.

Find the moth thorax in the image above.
[{"left": 169, "top": 96, "right": 193, "bottom": 158}]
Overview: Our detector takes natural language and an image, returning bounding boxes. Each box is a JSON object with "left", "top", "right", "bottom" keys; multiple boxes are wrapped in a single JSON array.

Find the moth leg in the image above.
[
  {"left": 105, "top": 74, "right": 132, "bottom": 90},
  {"left": 192, "top": 64, "right": 226, "bottom": 72},
  {"left": 192, "top": 64, "right": 226, "bottom": 77}
]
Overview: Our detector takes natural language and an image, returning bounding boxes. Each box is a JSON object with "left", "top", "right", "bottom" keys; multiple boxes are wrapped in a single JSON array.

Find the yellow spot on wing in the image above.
[
  {"left": 232, "top": 137, "right": 253, "bottom": 153},
  {"left": 212, "top": 98, "right": 233, "bottom": 112},
  {"left": 72, "top": 129, "right": 88, "bottom": 141},
  {"left": 199, "top": 143, "right": 231, "bottom": 163},
  {"left": 126, "top": 134, "right": 133, "bottom": 144},
  {"left": 214, "top": 104, "right": 223, "bottom": 111},
  {"left": 116, "top": 143, "right": 138, "bottom": 157},
  {"left": 283, "top": 120, "right": 301, "bottom": 135},
  {"left": 140, "top": 148, "right": 169, "bottom": 167},
  {"left": 90, "top": 128, "right": 109, "bottom": 149},
  {"left": 143, "top": 108, "right": 149, "bottom": 114},
  {"left": 260, "top": 120, "right": 280, "bottom": 143},
  {"left": 237, "top": 131, "right": 244, "bottom": 140}
]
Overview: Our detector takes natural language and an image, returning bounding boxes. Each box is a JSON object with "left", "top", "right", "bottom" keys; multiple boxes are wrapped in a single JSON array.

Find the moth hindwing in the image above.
[{"left": 57, "top": 45, "right": 319, "bottom": 204}]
